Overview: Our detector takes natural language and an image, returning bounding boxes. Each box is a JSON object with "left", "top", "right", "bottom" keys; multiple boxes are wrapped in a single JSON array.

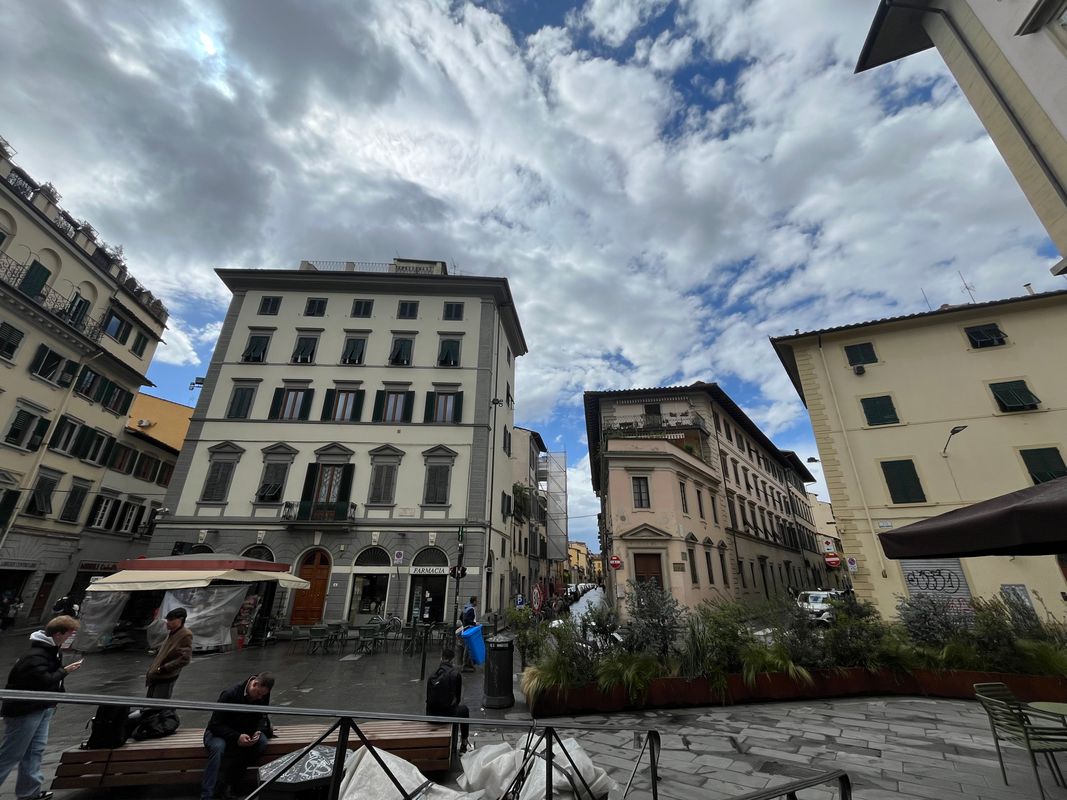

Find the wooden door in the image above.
[
  {"left": 291, "top": 549, "right": 331, "bottom": 624},
  {"left": 632, "top": 553, "right": 663, "bottom": 587}
]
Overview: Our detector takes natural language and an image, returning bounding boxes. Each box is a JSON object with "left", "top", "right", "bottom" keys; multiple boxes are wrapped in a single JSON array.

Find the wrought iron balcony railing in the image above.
[
  {"left": 602, "top": 411, "right": 710, "bottom": 436},
  {"left": 0, "top": 252, "right": 104, "bottom": 341},
  {"left": 282, "top": 500, "right": 358, "bottom": 523}
]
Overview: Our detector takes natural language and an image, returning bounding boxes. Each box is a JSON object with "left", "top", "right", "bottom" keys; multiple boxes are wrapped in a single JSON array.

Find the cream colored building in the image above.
[
  {"left": 151, "top": 259, "right": 527, "bottom": 628},
  {"left": 567, "top": 540, "right": 592, "bottom": 583},
  {"left": 584, "top": 383, "right": 825, "bottom": 618},
  {"left": 0, "top": 144, "right": 167, "bottom": 621},
  {"left": 857, "top": 0, "right": 1067, "bottom": 266},
  {"left": 772, "top": 289, "right": 1067, "bottom": 617}
]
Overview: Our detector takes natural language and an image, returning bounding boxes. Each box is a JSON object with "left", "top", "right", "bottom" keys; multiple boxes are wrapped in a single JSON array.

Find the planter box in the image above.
[{"left": 525, "top": 668, "right": 1067, "bottom": 716}]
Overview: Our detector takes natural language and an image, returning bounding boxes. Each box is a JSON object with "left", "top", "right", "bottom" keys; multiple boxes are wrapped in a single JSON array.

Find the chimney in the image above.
[{"left": 1023, "top": 283, "right": 1035, "bottom": 295}]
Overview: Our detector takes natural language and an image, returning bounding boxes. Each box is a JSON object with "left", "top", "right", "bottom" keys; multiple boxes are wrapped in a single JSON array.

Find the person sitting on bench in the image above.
[
  {"left": 425, "top": 648, "right": 471, "bottom": 753},
  {"left": 201, "top": 672, "right": 276, "bottom": 800}
]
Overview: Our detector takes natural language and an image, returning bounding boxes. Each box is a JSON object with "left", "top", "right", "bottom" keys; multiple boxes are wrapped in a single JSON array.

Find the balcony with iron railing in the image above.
[
  {"left": 282, "top": 500, "right": 358, "bottom": 524},
  {"left": 0, "top": 252, "right": 105, "bottom": 341},
  {"left": 602, "top": 411, "right": 710, "bottom": 437}
]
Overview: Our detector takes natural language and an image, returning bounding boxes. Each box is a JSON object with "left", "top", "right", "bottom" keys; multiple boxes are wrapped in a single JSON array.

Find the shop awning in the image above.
[{"left": 86, "top": 568, "right": 310, "bottom": 592}]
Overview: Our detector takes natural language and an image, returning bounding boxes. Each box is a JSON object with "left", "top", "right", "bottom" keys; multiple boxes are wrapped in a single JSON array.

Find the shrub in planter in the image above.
[
  {"left": 823, "top": 597, "right": 892, "bottom": 670},
  {"left": 596, "top": 650, "right": 663, "bottom": 704},
  {"left": 678, "top": 601, "right": 750, "bottom": 696},
  {"left": 504, "top": 606, "right": 548, "bottom": 669},
  {"left": 896, "top": 593, "right": 971, "bottom": 649},
  {"left": 520, "top": 618, "right": 598, "bottom": 702},
  {"left": 624, "top": 580, "right": 686, "bottom": 660}
]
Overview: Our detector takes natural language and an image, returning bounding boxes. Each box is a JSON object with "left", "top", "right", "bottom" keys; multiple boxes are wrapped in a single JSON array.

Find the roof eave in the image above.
[{"left": 855, "top": 0, "right": 935, "bottom": 74}]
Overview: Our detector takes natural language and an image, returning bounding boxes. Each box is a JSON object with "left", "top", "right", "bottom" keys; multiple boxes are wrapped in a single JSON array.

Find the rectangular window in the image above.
[
  {"left": 259, "top": 296, "right": 281, "bottom": 315},
  {"left": 389, "top": 337, "right": 413, "bottom": 366},
  {"left": 679, "top": 481, "right": 689, "bottom": 514},
  {"left": 0, "top": 322, "right": 24, "bottom": 360},
  {"left": 131, "top": 331, "right": 149, "bottom": 357},
  {"left": 384, "top": 391, "right": 407, "bottom": 422},
  {"left": 437, "top": 338, "right": 461, "bottom": 367},
  {"left": 256, "top": 462, "right": 289, "bottom": 503},
  {"left": 341, "top": 337, "right": 366, "bottom": 365},
  {"left": 712, "top": 412, "right": 721, "bottom": 432},
  {"left": 881, "top": 459, "right": 926, "bottom": 504},
  {"left": 705, "top": 550, "right": 715, "bottom": 585},
  {"left": 100, "top": 383, "right": 133, "bottom": 415},
  {"left": 632, "top": 476, "right": 650, "bottom": 509},
  {"left": 156, "top": 462, "right": 174, "bottom": 487},
  {"left": 64, "top": 293, "right": 91, "bottom": 327},
  {"left": 59, "top": 483, "right": 90, "bottom": 523},
  {"left": 423, "top": 464, "right": 451, "bottom": 505},
  {"left": 330, "top": 389, "right": 361, "bottom": 422},
  {"left": 351, "top": 299, "right": 373, "bottom": 318},
  {"left": 86, "top": 496, "right": 115, "bottom": 529},
  {"left": 711, "top": 495, "right": 719, "bottom": 524},
  {"left": 724, "top": 423, "right": 733, "bottom": 443},
  {"left": 433, "top": 392, "right": 460, "bottom": 423},
  {"left": 116, "top": 502, "right": 143, "bottom": 533},
  {"left": 695, "top": 489, "right": 704, "bottom": 519},
  {"left": 30, "top": 345, "right": 65, "bottom": 383},
  {"left": 25, "top": 474, "right": 58, "bottom": 516},
  {"left": 134, "top": 453, "right": 161, "bottom": 482},
  {"left": 18, "top": 260, "right": 51, "bottom": 299},
  {"left": 75, "top": 366, "right": 100, "bottom": 398},
  {"left": 719, "top": 551, "right": 729, "bottom": 587},
  {"left": 241, "top": 334, "right": 270, "bottom": 363},
  {"left": 304, "top": 297, "right": 327, "bottom": 317},
  {"left": 845, "top": 342, "right": 877, "bottom": 366},
  {"left": 5, "top": 409, "right": 48, "bottom": 450},
  {"left": 990, "top": 380, "right": 1041, "bottom": 412},
  {"left": 443, "top": 302, "right": 464, "bottom": 321},
  {"left": 201, "top": 461, "right": 236, "bottom": 502},
  {"left": 227, "top": 386, "right": 255, "bottom": 419},
  {"left": 1021, "top": 448, "right": 1067, "bottom": 485},
  {"left": 276, "top": 388, "right": 310, "bottom": 421},
  {"left": 688, "top": 548, "right": 699, "bottom": 585},
  {"left": 104, "top": 310, "right": 132, "bottom": 343},
  {"left": 965, "top": 323, "right": 1006, "bottom": 349},
  {"left": 397, "top": 300, "right": 419, "bottom": 319},
  {"left": 861, "top": 395, "right": 899, "bottom": 426},
  {"left": 368, "top": 463, "right": 398, "bottom": 504},
  {"left": 738, "top": 559, "right": 746, "bottom": 588},
  {"left": 48, "top": 416, "right": 80, "bottom": 454},
  {"left": 83, "top": 432, "right": 114, "bottom": 465},
  {"left": 291, "top": 335, "right": 318, "bottom": 364}
]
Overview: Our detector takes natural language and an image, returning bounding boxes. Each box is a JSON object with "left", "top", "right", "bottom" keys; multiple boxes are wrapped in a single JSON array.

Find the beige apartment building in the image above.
[
  {"left": 0, "top": 143, "right": 167, "bottom": 621},
  {"left": 151, "top": 259, "right": 527, "bottom": 628},
  {"left": 584, "top": 383, "right": 831, "bottom": 618},
  {"left": 772, "top": 289, "right": 1067, "bottom": 617},
  {"left": 857, "top": 0, "right": 1067, "bottom": 267}
]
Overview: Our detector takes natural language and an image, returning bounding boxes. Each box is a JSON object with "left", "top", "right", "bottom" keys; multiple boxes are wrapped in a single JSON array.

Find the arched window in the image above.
[
  {"left": 412, "top": 547, "right": 447, "bottom": 566},
  {"left": 189, "top": 544, "right": 213, "bottom": 554},
  {"left": 355, "top": 546, "right": 391, "bottom": 567},
  {"left": 241, "top": 545, "right": 274, "bottom": 562}
]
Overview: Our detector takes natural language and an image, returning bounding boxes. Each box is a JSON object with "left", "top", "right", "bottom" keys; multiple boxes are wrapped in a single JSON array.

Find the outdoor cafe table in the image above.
[{"left": 1029, "top": 701, "right": 1067, "bottom": 717}]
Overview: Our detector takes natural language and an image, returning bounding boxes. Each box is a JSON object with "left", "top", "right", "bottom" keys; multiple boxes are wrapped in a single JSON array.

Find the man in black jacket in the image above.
[
  {"left": 0, "top": 616, "right": 82, "bottom": 800},
  {"left": 425, "top": 648, "right": 471, "bottom": 753},
  {"left": 201, "top": 673, "right": 275, "bottom": 800}
]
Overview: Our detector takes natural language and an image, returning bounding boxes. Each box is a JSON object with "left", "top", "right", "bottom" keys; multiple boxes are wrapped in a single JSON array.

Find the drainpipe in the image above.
[{"left": 884, "top": 0, "right": 1067, "bottom": 210}]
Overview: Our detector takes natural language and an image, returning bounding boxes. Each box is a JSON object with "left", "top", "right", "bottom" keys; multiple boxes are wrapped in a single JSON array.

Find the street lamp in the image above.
[{"left": 941, "top": 425, "right": 968, "bottom": 456}]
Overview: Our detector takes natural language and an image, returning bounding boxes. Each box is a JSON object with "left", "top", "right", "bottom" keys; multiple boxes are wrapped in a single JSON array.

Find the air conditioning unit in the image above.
[
  {"left": 136, "top": 418, "right": 152, "bottom": 428},
  {"left": 853, "top": 365, "right": 866, "bottom": 376}
]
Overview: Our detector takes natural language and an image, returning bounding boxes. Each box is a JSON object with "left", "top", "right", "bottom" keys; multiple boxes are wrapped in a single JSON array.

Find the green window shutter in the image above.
[
  {"left": 300, "top": 464, "right": 319, "bottom": 502},
  {"left": 100, "top": 436, "right": 116, "bottom": 464},
  {"left": 0, "top": 323, "right": 24, "bottom": 358},
  {"left": 990, "top": 380, "right": 1041, "bottom": 412},
  {"left": 267, "top": 388, "right": 284, "bottom": 420},
  {"left": 71, "top": 426, "right": 93, "bottom": 458},
  {"left": 861, "top": 396, "right": 899, "bottom": 426},
  {"left": 371, "top": 391, "right": 385, "bottom": 422},
  {"left": 298, "top": 389, "right": 315, "bottom": 420},
  {"left": 119, "top": 390, "right": 133, "bottom": 414},
  {"left": 18, "top": 261, "right": 51, "bottom": 298},
  {"left": 0, "top": 490, "right": 19, "bottom": 530},
  {"left": 49, "top": 416, "right": 70, "bottom": 447},
  {"left": 452, "top": 392, "right": 463, "bottom": 423},
  {"left": 28, "top": 344, "right": 48, "bottom": 375},
  {"left": 94, "top": 377, "right": 112, "bottom": 403},
  {"left": 1021, "top": 448, "right": 1067, "bottom": 484},
  {"left": 880, "top": 460, "right": 926, "bottom": 504},
  {"left": 321, "top": 389, "right": 336, "bottom": 421},
  {"left": 104, "top": 498, "right": 122, "bottom": 529},
  {"left": 844, "top": 342, "right": 877, "bottom": 366},
  {"left": 26, "top": 418, "right": 52, "bottom": 451},
  {"left": 351, "top": 390, "right": 365, "bottom": 422},
  {"left": 424, "top": 392, "right": 436, "bottom": 423},
  {"left": 337, "top": 464, "right": 355, "bottom": 505},
  {"left": 402, "top": 391, "right": 415, "bottom": 422}
]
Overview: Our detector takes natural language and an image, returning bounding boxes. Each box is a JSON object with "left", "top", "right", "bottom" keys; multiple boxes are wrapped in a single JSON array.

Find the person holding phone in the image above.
[
  {"left": 0, "top": 615, "right": 82, "bottom": 800},
  {"left": 201, "top": 673, "right": 276, "bottom": 800}
]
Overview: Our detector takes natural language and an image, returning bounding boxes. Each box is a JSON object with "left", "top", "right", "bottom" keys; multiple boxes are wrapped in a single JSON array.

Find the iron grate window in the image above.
[
  {"left": 990, "top": 380, "right": 1040, "bottom": 412},
  {"left": 965, "top": 323, "right": 1006, "bottom": 349},
  {"left": 1020, "top": 448, "right": 1067, "bottom": 485},
  {"left": 881, "top": 459, "right": 926, "bottom": 504},
  {"left": 844, "top": 342, "right": 877, "bottom": 366},
  {"left": 861, "top": 395, "right": 899, "bottom": 426}
]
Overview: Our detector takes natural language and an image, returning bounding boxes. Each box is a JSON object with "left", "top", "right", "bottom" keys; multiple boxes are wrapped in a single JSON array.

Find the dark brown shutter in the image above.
[
  {"left": 298, "top": 390, "right": 314, "bottom": 420},
  {"left": 321, "top": 389, "right": 336, "bottom": 421},
  {"left": 351, "top": 390, "right": 365, "bottom": 422},
  {"left": 424, "top": 392, "right": 436, "bottom": 423},
  {"left": 300, "top": 464, "right": 318, "bottom": 501},
  {"left": 371, "top": 391, "right": 385, "bottom": 422},
  {"left": 268, "top": 388, "right": 284, "bottom": 419},
  {"left": 402, "top": 391, "right": 415, "bottom": 422}
]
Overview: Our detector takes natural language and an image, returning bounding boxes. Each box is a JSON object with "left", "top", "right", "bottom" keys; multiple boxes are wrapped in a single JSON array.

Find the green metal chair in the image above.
[
  {"left": 973, "top": 682, "right": 1022, "bottom": 707},
  {"left": 975, "top": 693, "right": 1067, "bottom": 799}
]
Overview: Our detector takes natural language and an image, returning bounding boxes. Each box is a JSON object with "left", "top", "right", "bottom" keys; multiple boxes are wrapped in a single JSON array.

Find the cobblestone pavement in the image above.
[{"left": 0, "top": 627, "right": 1061, "bottom": 799}]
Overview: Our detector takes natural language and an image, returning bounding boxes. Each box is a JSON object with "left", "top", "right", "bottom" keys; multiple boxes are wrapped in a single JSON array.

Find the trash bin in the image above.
[
  {"left": 460, "top": 624, "right": 485, "bottom": 664},
  {"left": 483, "top": 633, "right": 515, "bottom": 709}
]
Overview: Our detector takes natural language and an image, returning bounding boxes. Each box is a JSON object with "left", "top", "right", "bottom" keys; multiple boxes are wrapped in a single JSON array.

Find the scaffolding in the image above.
[{"left": 539, "top": 450, "right": 568, "bottom": 563}]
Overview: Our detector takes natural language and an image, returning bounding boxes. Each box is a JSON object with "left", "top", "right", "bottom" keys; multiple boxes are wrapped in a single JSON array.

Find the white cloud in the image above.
[
  {"left": 152, "top": 323, "right": 201, "bottom": 366},
  {"left": 582, "top": 0, "right": 671, "bottom": 47}
]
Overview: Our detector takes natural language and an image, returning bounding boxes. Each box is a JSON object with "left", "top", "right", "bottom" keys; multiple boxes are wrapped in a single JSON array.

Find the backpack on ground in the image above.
[
  {"left": 130, "top": 708, "right": 180, "bottom": 740},
  {"left": 83, "top": 704, "right": 132, "bottom": 749},
  {"left": 426, "top": 664, "right": 454, "bottom": 710}
]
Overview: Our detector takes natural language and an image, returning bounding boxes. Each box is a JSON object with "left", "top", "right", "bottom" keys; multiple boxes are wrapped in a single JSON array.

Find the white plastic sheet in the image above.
[
  {"left": 338, "top": 746, "right": 482, "bottom": 800},
  {"left": 75, "top": 591, "right": 129, "bottom": 652},
  {"left": 147, "top": 586, "right": 248, "bottom": 652},
  {"left": 457, "top": 736, "right": 618, "bottom": 800}
]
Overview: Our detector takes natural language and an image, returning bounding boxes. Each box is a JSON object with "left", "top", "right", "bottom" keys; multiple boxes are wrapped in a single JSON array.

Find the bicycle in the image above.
[{"left": 368, "top": 614, "right": 403, "bottom": 636}]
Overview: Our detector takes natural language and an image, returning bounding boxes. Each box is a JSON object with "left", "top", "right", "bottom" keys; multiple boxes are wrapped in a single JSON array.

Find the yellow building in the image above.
[
  {"left": 567, "top": 540, "right": 591, "bottom": 583},
  {"left": 772, "top": 289, "right": 1067, "bottom": 617},
  {"left": 857, "top": 0, "right": 1067, "bottom": 268}
]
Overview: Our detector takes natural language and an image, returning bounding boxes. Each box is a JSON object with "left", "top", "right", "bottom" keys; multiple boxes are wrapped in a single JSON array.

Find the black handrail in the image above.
[{"left": 728, "top": 769, "right": 852, "bottom": 800}]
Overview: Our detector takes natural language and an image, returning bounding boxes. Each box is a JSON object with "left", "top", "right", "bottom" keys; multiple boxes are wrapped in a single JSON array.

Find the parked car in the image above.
[{"left": 797, "top": 590, "right": 842, "bottom": 624}]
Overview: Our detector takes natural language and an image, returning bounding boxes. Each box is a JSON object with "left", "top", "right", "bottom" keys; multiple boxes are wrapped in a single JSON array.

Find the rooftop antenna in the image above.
[
  {"left": 920, "top": 288, "right": 933, "bottom": 312},
  {"left": 957, "top": 271, "right": 977, "bottom": 303}
]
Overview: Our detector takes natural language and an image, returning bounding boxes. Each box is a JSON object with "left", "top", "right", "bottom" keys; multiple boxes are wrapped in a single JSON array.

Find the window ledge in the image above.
[
  {"left": 420, "top": 503, "right": 452, "bottom": 510},
  {"left": 993, "top": 407, "right": 1047, "bottom": 416},
  {"left": 364, "top": 502, "right": 396, "bottom": 509},
  {"left": 251, "top": 501, "right": 284, "bottom": 508},
  {"left": 196, "top": 501, "right": 228, "bottom": 508},
  {"left": 862, "top": 421, "right": 907, "bottom": 429}
]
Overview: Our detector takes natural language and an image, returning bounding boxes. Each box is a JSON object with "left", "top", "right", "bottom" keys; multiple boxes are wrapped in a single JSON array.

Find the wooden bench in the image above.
[{"left": 52, "top": 720, "right": 454, "bottom": 790}]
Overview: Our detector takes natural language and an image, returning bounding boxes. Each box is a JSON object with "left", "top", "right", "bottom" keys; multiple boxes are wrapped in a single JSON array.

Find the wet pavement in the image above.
[{"left": 0, "top": 612, "right": 1059, "bottom": 799}]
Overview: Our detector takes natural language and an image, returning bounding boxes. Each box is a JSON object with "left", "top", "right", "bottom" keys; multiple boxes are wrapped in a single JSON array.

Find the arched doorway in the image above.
[
  {"left": 408, "top": 547, "right": 448, "bottom": 624},
  {"left": 348, "top": 546, "right": 392, "bottom": 624},
  {"left": 241, "top": 545, "right": 277, "bottom": 645},
  {"left": 291, "top": 548, "right": 331, "bottom": 625}
]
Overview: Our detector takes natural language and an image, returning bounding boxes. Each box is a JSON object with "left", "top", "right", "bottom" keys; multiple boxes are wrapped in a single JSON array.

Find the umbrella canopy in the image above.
[
  {"left": 877, "top": 477, "right": 1067, "bottom": 559},
  {"left": 87, "top": 568, "right": 310, "bottom": 592}
]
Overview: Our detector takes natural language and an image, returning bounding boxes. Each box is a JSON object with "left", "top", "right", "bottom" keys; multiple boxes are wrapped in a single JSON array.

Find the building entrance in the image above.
[{"left": 291, "top": 548, "right": 331, "bottom": 624}]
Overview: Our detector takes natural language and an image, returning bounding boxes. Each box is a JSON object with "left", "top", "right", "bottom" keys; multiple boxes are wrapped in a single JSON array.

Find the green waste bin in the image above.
[{"left": 483, "top": 633, "right": 515, "bottom": 709}]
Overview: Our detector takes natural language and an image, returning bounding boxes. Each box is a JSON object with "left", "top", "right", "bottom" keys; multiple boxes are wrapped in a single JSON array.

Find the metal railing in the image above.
[
  {"left": 0, "top": 689, "right": 665, "bottom": 800},
  {"left": 730, "top": 769, "right": 851, "bottom": 800},
  {"left": 602, "top": 411, "right": 710, "bottom": 436},
  {"left": 0, "top": 252, "right": 105, "bottom": 341},
  {"left": 282, "top": 500, "right": 358, "bottom": 522}
]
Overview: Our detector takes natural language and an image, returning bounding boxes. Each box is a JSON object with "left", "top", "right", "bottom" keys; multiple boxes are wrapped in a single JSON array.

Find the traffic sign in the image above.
[
  {"left": 846, "top": 557, "right": 858, "bottom": 573},
  {"left": 609, "top": 555, "right": 622, "bottom": 570},
  {"left": 824, "top": 553, "right": 842, "bottom": 569}
]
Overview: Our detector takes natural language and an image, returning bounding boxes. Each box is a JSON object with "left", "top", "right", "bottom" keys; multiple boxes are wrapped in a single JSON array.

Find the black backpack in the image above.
[
  {"left": 131, "top": 708, "right": 180, "bottom": 740},
  {"left": 426, "top": 664, "right": 455, "bottom": 711},
  {"left": 83, "top": 704, "right": 131, "bottom": 749}
]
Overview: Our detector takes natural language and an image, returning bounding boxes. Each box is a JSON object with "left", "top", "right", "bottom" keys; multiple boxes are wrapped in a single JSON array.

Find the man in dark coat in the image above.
[
  {"left": 201, "top": 673, "right": 275, "bottom": 800},
  {"left": 145, "top": 608, "right": 193, "bottom": 698},
  {"left": 0, "top": 616, "right": 82, "bottom": 800},
  {"left": 425, "top": 648, "right": 471, "bottom": 753}
]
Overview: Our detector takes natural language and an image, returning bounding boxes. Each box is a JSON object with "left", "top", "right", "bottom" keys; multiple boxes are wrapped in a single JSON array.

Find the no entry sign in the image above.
[{"left": 609, "top": 555, "right": 622, "bottom": 570}]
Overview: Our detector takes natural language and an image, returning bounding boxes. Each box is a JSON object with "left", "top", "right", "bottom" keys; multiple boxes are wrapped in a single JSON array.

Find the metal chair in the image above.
[
  {"left": 975, "top": 694, "right": 1067, "bottom": 799},
  {"left": 307, "top": 625, "right": 329, "bottom": 654},
  {"left": 974, "top": 682, "right": 1023, "bottom": 707},
  {"left": 287, "top": 625, "right": 310, "bottom": 654}
]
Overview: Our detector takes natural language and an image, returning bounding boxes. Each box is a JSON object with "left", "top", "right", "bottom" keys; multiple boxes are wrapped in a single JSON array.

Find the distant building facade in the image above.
[
  {"left": 0, "top": 144, "right": 167, "bottom": 620},
  {"left": 772, "top": 289, "right": 1067, "bottom": 616}
]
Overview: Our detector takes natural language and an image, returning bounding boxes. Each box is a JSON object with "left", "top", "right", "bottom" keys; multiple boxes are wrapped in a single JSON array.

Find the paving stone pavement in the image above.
[{"left": 0, "top": 629, "right": 1061, "bottom": 799}]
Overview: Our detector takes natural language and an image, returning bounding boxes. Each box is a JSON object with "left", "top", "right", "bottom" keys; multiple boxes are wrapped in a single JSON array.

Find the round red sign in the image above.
[
  {"left": 824, "top": 554, "right": 842, "bottom": 569},
  {"left": 609, "top": 555, "right": 623, "bottom": 570}
]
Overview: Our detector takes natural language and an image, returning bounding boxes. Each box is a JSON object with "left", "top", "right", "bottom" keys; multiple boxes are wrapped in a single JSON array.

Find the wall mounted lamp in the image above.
[{"left": 941, "top": 425, "right": 969, "bottom": 456}]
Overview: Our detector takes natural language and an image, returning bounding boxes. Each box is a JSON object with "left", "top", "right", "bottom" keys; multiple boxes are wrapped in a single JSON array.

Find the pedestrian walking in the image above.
[
  {"left": 425, "top": 648, "right": 471, "bottom": 753},
  {"left": 2, "top": 597, "right": 24, "bottom": 632},
  {"left": 459, "top": 596, "right": 478, "bottom": 672},
  {"left": 201, "top": 672, "right": 276, "bottom": 800},
  {"left": 0, "top": 615, "right": 83, "bottom": 800},
  {"left": 51, "top": 596, "right": 78, "bottom": 618},
  {"left": 146, "top": 608, "right": 193, "bottom": 699}
]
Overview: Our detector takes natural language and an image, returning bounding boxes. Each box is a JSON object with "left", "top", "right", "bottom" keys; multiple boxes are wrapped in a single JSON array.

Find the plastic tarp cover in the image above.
[
  {"left": 146, "top": 586, "right": 248, "bottom": 652},
  {"left": 338, "top": 746, "right": 482, "bottom": 800},
  {"left": 75, "top": 591, "right": 130, "bottom": 652},
  {"left": 458, "top": 736, "right": 619, "bottom": 800}
]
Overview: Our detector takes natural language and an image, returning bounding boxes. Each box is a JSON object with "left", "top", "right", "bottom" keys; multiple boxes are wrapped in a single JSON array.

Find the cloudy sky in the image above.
[{"left": 1, "top": 0, "right": 1059, "bottom": 548}]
